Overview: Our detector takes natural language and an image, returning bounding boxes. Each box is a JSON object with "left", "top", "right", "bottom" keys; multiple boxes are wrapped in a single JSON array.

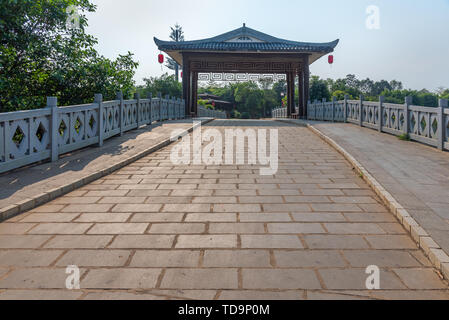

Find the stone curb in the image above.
[
  {"left": 276, "top": 118, "right": 449, "bottom": 281},
  {"left": 0, "top": 118, "right": 214, "bottom": 223}
]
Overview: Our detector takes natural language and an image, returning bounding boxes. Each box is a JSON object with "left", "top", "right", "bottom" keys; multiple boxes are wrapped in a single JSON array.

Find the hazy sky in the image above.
[{"left": 85, "top": 0, "right": 449, "bottom": 91}]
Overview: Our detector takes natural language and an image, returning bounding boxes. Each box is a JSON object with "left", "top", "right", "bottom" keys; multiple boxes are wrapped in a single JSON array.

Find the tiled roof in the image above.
[{"left": 154, "top": 25, "right": 339, "bottom": 53}]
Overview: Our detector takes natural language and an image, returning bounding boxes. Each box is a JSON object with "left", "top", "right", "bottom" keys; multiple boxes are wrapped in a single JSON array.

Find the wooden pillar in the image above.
[
  {"left": 182, "top": 55, "right": 190, "bottom": 116},
  {"left": 303, "top": 55, "right": 310, "bottom": 118},
  {"left": 286, "top": 72, "right": 294, "bottom": 118},
  {"left": 192, "top": 72, "right": 198, "bottom": 116},
  {"left": 290, "top": 73, "right": 295, "bottom": 118},
  {"left": 286, "top": 73, "right": 291, "bottom": 117},
  {"left": 297, "top": 66, "right": 304, "bottom": 118}
]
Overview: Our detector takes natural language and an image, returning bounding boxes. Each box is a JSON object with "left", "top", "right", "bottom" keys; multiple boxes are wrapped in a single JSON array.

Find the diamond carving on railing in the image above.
[
  {"left": 35, "top": 122, "right": 47, "bottom": 142},
  {"left": 108, "top": 110, "right": 113, "bottom": 127},
  {"left": 12, "top": 126, "right": 25, "bottom": 147},
  {"left": 420, "top": 116, "right": 427, "bottom": 132},
  {"left": 74, "top": 117, "right": 83, "bottom": 134},
  {"left": 410, "top": 114, "right": 417, "bottom": 133},
  {"left": 446, "top": 117, "right": 449, "bottom": 141},
  {"left": 86, "top": 111, "right": 98, "bottom": 138},
  {"left": 102, "top": 110, "right": 107, "bottom": 133},
  {"left": 89, "top": 114, "right": 96, "bottom": 130},
  {"left": 399, "top": 113, "right": 405, "bottom": 129},
  {"left": 59, "top": 120, "right": 67, "bottom": 137},
  {"left": 114, "top": 108, "right": 119, "bottom": 127},
  {"left": 10, "top": 120, "right": 30, "bottom": 159},
  {"left": 431, "top": 118, "right": 438, "bottom": 135},
  {"left": 71, "top": 113, "right": 85, "bottom": 143}
]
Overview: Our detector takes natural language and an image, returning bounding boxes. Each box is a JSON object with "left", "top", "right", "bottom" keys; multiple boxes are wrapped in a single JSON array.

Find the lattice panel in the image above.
[{"left": 198, "top": 73, "right": 287, "bottom": 82}]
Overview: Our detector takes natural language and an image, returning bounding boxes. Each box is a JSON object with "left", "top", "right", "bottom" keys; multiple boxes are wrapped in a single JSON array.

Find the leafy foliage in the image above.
[
  {"left": 0, "top": 0, "right": 138, "bottom": 112},
  {"left": 310, "top": 76, "right": 331, "bottom": 102},
  {"left": 314, "top": 74, "right": 444, "bottom": 107},
  {"left": 137, "top": 73, "right": 182, "bottom": 98},
  {"left": 198, "top": 80, "right": 285, "bottom": 119}
]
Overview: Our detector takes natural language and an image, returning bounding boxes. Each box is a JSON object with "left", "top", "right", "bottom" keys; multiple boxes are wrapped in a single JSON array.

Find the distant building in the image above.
[{"left": 198, "top": 93, "right": 234, "bottom": 117}]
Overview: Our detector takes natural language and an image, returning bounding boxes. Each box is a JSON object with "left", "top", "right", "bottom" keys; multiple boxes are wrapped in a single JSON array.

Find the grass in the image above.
[{"left": 398, "top": 133, "right": 410, "bottom": 141}]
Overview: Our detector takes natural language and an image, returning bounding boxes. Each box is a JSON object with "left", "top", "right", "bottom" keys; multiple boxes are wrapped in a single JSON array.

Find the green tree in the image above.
[
  {"left": 309, "top": 76, "right": 331, "bottom": 102},
  {"left": 138, "top": 73, "right": 182, "bottom": 98},
  {"left": 272, "top": 80, "right": 287, "bottom": 104},
  {"left": 0, "top": 0, "right": 138, "bottom": 112},
  {"left": 440, "top": 89, "right": 449, "bottom": 100},
  {"left": 165, "top": 24, "right": 184, "bottom": 82}
]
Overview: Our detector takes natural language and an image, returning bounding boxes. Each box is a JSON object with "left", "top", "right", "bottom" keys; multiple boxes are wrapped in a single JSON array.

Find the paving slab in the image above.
[
  {"left": 0, "top": 119, "right": 212, "bottom": 221},
  {"left": 0, "top": 120, "right": 447, "bottom": 299},
  {"left": 304, "top": 121, "right": 449, "bottom": 260}
]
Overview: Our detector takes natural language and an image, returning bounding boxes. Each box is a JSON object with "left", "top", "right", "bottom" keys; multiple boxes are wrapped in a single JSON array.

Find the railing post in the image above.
[
  {"left": 307, "top": 101, "right": 310, "bottom": 120},
  {"left": 331, "top": 97, "right": 336, "bottom": 122},
  {"left": 438, "top": 98, "right": 448, "bottom": 151},
  {"left": 47, "top": 97, "right": 59, "bottom": 162},
  {"left": 117, "top": 91, "right": 124, "bottom": 136},
  {"left": 157, "top": 92, "right": 162, "bottom": 121},
  {"left": 165, "top": 95, "right": 170, "bottom": 120},
  {"left": 322, "top": 98, "right": 326, "bottom": 120},
  {"left": 182, "top": 99, "right": 185, "bottom": 119},
  {"left": 404, "top": 96, "right": 412, "bottom": 136},
  {"left": 378, "top": 96, "right": 384, "bottom": 133},
  {"left": 147, "top": 93, "right": 153, "bottom": 127},
  {"left": 94, "top": 94, "right": 104, "bottom": 147},
  {"left": 359, "top": 95, "right": 364, "bottom": 126},
  {"left": 134, "top": 92, "right": 141, "bottom": 127},
  {"left": 156, "top": 92, "right": 162, "bottom": 121},
  {"left": 174, "top": 98, "right": 178, "bottom": 120},
  {"left": 343, "top": 95, "right": 348, "bottom": 123}
]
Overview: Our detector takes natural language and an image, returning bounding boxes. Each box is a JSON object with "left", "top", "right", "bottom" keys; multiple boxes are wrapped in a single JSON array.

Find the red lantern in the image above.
[
  {"left": 328, "top": 55, "right": 334, "bottom": 65},
  {"left": 158, "top": 54, "right": 164, "bottom": 64}
]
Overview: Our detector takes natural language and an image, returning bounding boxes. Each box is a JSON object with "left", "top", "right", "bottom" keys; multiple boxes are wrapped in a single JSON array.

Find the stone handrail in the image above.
[
  {"left": 197, "top": 106, "right": 227, "bottom": 119},
  {"left": 272, "top": 96, "right": 449, "bottom": 152},
  {"left": 0, "top": 92, "right": 188, "bottom": 174}
]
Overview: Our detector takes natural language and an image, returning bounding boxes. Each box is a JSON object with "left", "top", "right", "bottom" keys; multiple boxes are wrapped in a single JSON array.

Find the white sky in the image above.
[{"left": 85, "top": 0, "right": 449, "bottom": 91}]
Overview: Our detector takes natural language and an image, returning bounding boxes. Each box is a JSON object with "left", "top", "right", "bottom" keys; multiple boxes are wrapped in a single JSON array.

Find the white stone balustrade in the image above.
[
  {"left": 0, "top": 92, "right": 192, "bottom": 174},
  {"left": 272, "top": 96, "right": 449, "bottom": 152}
]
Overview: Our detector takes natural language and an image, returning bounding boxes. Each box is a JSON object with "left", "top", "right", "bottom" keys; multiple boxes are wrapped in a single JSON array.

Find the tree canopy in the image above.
[
  {"left": 0, "top": 0, "right": 138, "bottom": 112},
  {"left": 136, "top": 73, "right": 182, "bottom": 99}
]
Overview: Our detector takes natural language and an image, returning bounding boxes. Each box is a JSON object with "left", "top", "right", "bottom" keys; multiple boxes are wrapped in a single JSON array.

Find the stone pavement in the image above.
[
  {"left": 307, "top": 122, "right": 449, "bottom": 267},
  {"left": 0, "top": 120, "right": 447, "bottom": 300},
  {"left": 0, "top": 119, "right": 211, "bottom": 221}
]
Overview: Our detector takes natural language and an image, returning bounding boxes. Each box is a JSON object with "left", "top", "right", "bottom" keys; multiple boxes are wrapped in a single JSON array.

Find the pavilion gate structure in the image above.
[{"left": 155, "top": 24, "right": 338, "bottom": 118}]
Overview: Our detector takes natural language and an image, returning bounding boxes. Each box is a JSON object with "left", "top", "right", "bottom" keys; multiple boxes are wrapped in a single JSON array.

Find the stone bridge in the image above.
[{"left": 0, "top": 112, "right": 448, "bottom": 299}]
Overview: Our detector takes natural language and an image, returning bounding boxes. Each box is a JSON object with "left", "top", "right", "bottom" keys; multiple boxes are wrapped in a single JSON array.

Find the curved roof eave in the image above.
[{"left": 154, "top": 37, "right": 339, "bottom": 52}]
